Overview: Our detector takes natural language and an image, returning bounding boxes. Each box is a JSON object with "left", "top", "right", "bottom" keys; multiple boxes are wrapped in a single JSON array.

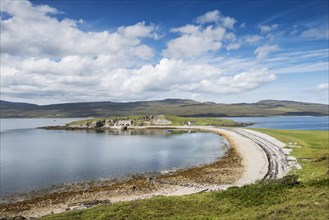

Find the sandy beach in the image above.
[{"left": 0, "top": 127, "right": 296, "bottom": 218}]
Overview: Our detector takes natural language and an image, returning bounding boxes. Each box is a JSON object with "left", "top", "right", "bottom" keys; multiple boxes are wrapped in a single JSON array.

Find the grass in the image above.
[
  {"left": 40, "top": 129, "right": 329, "bottom": 220},
  {"left": 164, "top": 115, "right": 235, "bottom": 126},
  {"left": 254, "top": 129, "right": 328, "bottom": 182}
]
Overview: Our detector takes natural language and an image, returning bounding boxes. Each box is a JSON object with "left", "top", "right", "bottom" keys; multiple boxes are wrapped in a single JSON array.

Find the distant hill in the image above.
[
  {"left": 0, "top": 100, "right": 39, "bottom": 109},
  {"left": 0, "top": 99, "right": 328, "bottom": 118}
]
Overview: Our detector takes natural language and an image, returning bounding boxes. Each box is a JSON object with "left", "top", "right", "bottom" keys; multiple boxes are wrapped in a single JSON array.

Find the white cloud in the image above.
[
  {"left": 254, "top": 44, "right": 280, "bottom": 59},
  {"left": 6, "top": 1, "right": 324, "bottom": 104},
  {"left": 301, "top": 28, "right": 329, "bottom": 40},
  {"left": 226, "top": 43, "right": 240, "bottom": 50},
  {"left": 170, "top": 24, "right": 199, "bottom": 34},
  {"left": 316, "top": 83, "right": 329, "bottom": 91},
  {"left": 1, "top": 54, "right": 276, "bottom": 103},
  {"left": 162, "top": 25, "right": 226, "bottom": 58},
  {"left": 163, "top": 10, "right": 238, "bottom": 59},
  {"left": 1, "top": 0, "right": 59, "bottom": 18},
  {"left": 196, "top": 10, "right": 236, "bottom": 29},
  {"left": 0, "top": 0, "right": 157, "bottom": 64},
  {"left": 2, "top": 2, "right": 274, "bottom": 104},
  {"left": 259, "top": 24, "right": 278, "bottom": 34},
  {"left": 196, "top": 10, "right": 220, "bottom": 24},
  {"left": 245, "top": 35, "right": 262, "bottom": 44},
  {"left": 221, "top": 16, "right": 237, "bottom": 29},
  {"left": 194, "top": 68, "right": 276, "bottom": 94}
]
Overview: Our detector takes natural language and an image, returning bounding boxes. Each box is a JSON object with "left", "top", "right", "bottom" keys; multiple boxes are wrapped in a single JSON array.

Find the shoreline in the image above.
[{"left": 0, "top": 126, "right": 294, "bottom": 218}]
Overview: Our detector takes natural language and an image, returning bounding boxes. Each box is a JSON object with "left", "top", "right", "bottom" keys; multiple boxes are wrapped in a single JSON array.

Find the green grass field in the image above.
[
  {"left": 41, "top": 129, "right": 329, "bottom": 220},
  {"left": 164, "top": 115, "right": 235, "bottom": 126}
]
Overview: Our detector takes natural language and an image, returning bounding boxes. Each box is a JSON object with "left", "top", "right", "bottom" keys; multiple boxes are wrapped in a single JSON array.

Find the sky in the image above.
[{"left": 0, "top": 0, "right": 328, "bottom": 105}]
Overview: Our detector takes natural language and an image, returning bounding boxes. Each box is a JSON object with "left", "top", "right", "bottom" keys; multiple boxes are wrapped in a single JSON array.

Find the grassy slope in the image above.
[
  {"left": 255, "top": 129, "right": 328, "bottom": 182},
  {"left": 41, "top": 130, "right": 329, "bottom": 220}
]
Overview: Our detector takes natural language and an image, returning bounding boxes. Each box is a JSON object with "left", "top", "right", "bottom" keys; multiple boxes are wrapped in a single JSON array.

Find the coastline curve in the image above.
[{"left": 0, "top": 126, "right": 296, "bottom": 218}]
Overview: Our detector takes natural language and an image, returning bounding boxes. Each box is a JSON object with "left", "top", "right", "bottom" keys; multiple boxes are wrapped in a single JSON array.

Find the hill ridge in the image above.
[{"left": 1, "top": 99, "right": 328, "bottom": 118}]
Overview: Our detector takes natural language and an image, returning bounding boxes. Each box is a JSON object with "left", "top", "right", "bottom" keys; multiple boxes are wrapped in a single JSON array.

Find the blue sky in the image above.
[{"left": 1, "top": 0, "right": 328, "bottom": 104}]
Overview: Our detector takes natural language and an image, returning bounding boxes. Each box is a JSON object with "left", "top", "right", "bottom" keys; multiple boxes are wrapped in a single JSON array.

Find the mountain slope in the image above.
[{"left": 0, "top": 99, "right": 328, "bottom": 118}]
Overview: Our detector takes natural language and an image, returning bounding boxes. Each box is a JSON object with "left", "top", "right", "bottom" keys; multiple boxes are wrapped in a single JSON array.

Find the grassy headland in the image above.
[
  {"left": 64, "top": 115, "right": 247, "bottom": 128},
  {"left": 40, "top": 129, "right": 329, "bottom": 220}
]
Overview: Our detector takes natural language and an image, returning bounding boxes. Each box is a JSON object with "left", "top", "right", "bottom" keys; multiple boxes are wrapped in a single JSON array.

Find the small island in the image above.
[{"left": 41, "top": 115, "right": 254, "bottom": 131}]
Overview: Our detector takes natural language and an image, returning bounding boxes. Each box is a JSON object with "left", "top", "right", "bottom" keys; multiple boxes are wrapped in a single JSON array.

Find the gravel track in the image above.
[{"left": 222, "top": 128, "right": 291, "bottom": 179}]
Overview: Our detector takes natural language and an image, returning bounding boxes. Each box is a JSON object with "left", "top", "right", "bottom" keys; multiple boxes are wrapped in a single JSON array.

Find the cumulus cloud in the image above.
[
  {"left": 196, "top": 10, "right": 236, "bottom": 29},
  {"left": 1, "top": 0, "right": 58, "bottom": 18},
  {"left": 196, "top": 10, "right": 220, "bottom": 24},
  {"left": 162, "top": 25, "right": 226, "bottom": 58},
  {"left": 192, "top": 68, "right": 276, "bottom": 94},
  {"left": 254, "top": 44, "right": 280, "bottom": 59},
  {"left": 221, "top": 17, "right": 237, "bottom": 29},
  {"left": 1, "top": 55, "right": 276, "bottom": 102},
  {"left": 259, "top": 24, "right": 278, "bottom": 34},
  {"left": 0, "top": 0, "right": 157, "bottom": 63},
  {"left": 163, "top": 10, "right": 238, "bottom": 59},
  {"left": 0, "top": 1, "right": 278, "bottom": 104},
  {"left": 316, "top": 83, "right": 329, "bottom": 91}
]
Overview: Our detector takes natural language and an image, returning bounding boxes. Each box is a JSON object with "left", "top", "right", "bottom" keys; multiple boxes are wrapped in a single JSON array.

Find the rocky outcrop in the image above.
[{"left": 66, "top": 115, "right": 173, "bottom": 129}]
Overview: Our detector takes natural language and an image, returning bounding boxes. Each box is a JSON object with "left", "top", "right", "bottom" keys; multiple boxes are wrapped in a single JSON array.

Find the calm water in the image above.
[
  {"left": 223, "top": 116, "right": 329, "bottom": 130},
  {"left": 0, "top": 119, "right": 227, "bottom": 197}
]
